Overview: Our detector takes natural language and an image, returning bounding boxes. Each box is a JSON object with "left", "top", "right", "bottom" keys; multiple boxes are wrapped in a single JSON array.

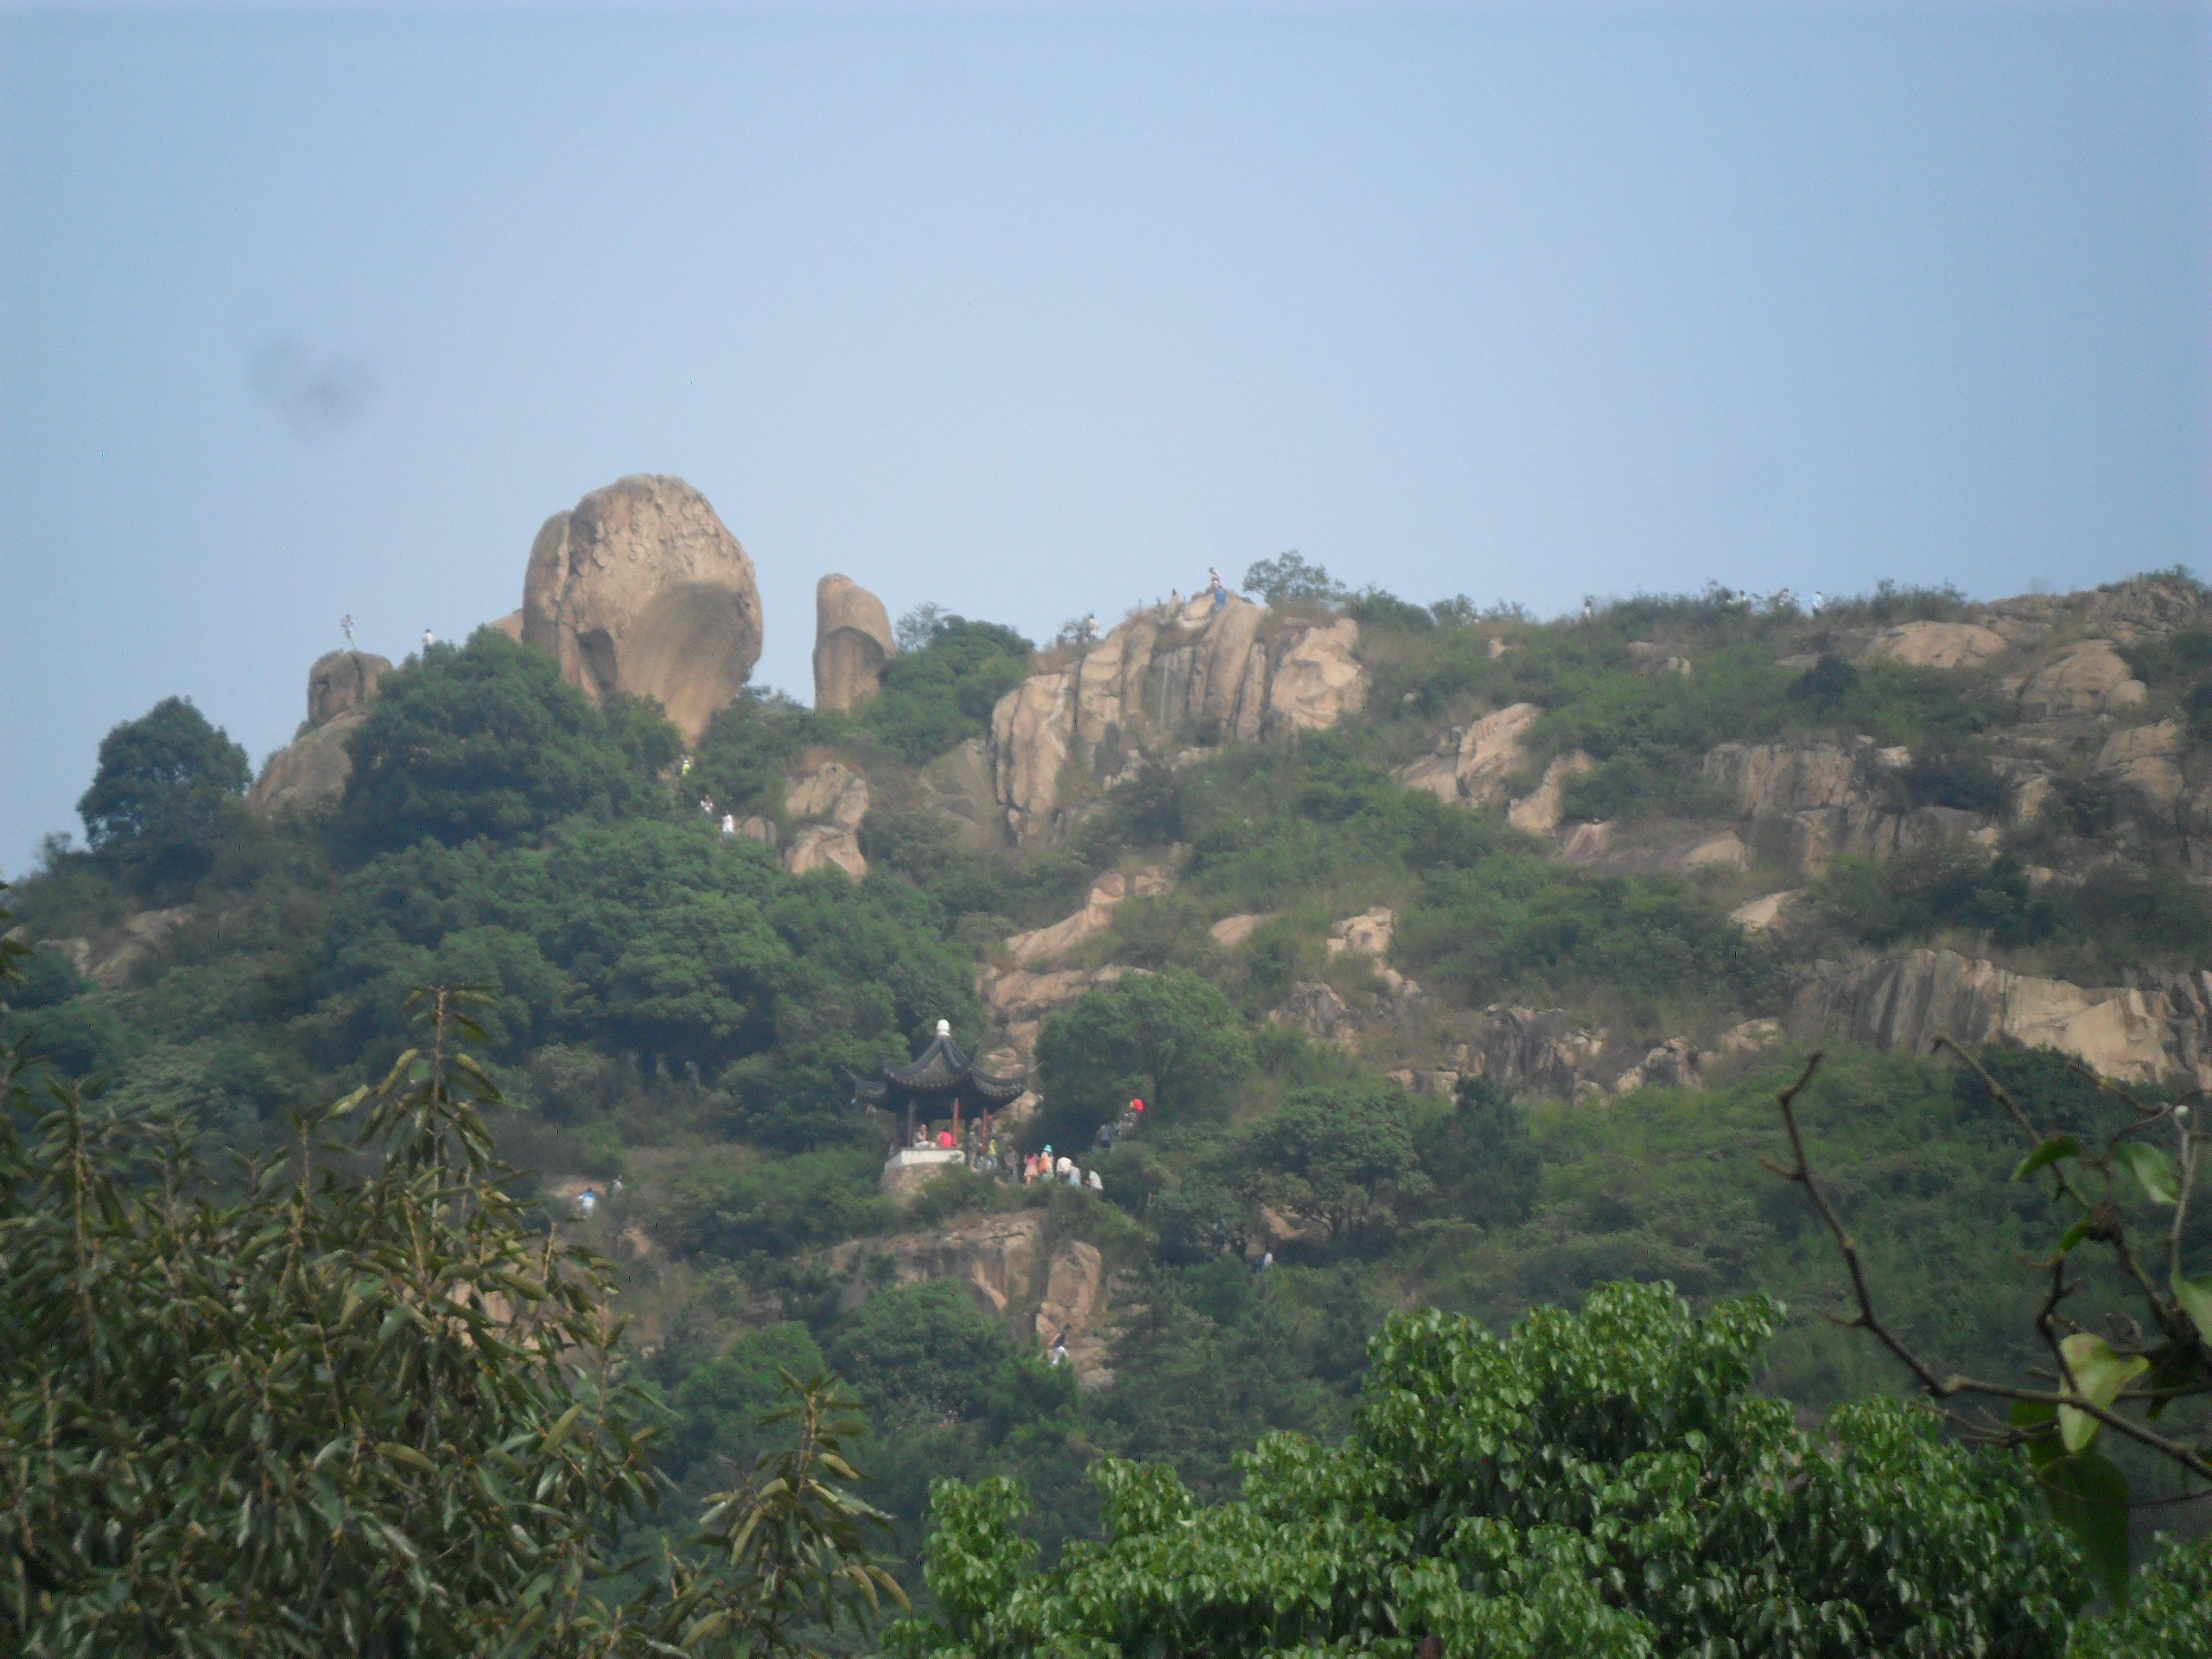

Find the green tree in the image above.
[
  {"left": 1234, "top": 1080, "right": 1428, "bottom": 1245},
  {"left": 888, "top": 1283, "right": 2091, "bottom": 1659},
  {"left": 340, "top": 629, "right": 678, "bottom": 852},
  {"left": 829, "top": 1281, "right": 1017, "bottom": 1424},
  {"left": 75, "top": 696, "right": 251, "bottom": 893},
  {"left": 0, "top": 957, "right": 901, "bottom": 1657},
  {"left": 1033, "top": 967, "right": 1254, "bottom": 1147},
  {"left": 1426, "top": 1071, "right": 1541, "bottom": 1228},
  {"left": 860, "top": 618, "right": 1032, "bottom": 766}
]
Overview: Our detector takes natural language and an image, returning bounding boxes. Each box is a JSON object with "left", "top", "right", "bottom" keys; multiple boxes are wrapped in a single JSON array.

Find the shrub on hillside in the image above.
[
  {"left": 340, "top": 629, "right": 679, "bottom": 852},
  {"left": 860, "top": 616, "right": 1033, "bottom": 765},
  {"left": 76, "top": 695, "right": 253, "bottom": 896},
  {"left": 1033, "top": 968, "right": 1255, "bottom": 1148}
]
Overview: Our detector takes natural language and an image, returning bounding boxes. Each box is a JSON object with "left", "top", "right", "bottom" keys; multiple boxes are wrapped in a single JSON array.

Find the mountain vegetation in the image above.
[{"left": 8, "top": 567, "right": 2212, "bottom": 1653}]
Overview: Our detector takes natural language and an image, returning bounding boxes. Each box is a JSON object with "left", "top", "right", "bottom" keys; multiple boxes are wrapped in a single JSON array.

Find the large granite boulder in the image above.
[
  {"left": 811, "top": 575, "right": 895, "bottom": 712},
  {"left": 2016, "top": 639, "right": 2146, "bottom": 720},
  {"left": 522, "top": 475, "right": 762, "bottom": 746},
  {"left": 307, "top": 650, "right": 389, "bottom": 725},
  {"left": 250, "top": 649, "right": 391, "bottom": 816}
]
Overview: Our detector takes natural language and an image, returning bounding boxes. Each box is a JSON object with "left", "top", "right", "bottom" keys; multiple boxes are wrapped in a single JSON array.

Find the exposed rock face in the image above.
[
  {"left": 1507, "top": 751, "right": 1594, "bottom": 836},
  {"left": 1791, "top": 950, "right": 2212, "bottom": 1087},
  {"left": 251, "top": 650, "right": 393, "bottom": 817},
  {"left": 1613, "top": 1037, "right": 1703, "bottom": 1093},
  {"left": 819, "top": 1214, "right": 1116, "bottom": 1379},
  {"left": 825, "top": 1213, "right": 1045, "bottom": 1321},
  {"left": 811, "top": 575, "right": 894, "bottom": 712},
  {"left": 1265, "top": 619, "right": 1367, "bottom": 736},
  {"left": 2099, "top": 720, "right": 2187, "bottom": 812},
  {"left": 1393, "top": 702, "right": 1542, "bottom": 807},
  {"left": 489, "top": 610, "right": 525, "bottom": 642},
  {"left": 985, "top": 599, "right": 1370, "bottom": 844},
  {"left": 779, "top": 763, "right": 870, "bottom": 880},
  {"left": 977, "top": 963, "right": 1133, "bottom": 1064},
  {"left": 1863, "top": 621, "right": 2010, "bottom": 670},
  {"left": 307, "top": 651, "right": 389, "bottom": 725},
  {"left": 1451, "top": 1007, "right": 1617, "bottom": 1101},
  {"left": 1700, "top": 739, "right": 1999, "bottom": 880},
  {"left": 2016, "top": 639, "right": 2146, "bottom": 720},
  {"left": 1003, "top": 867, "right": 1173, "bottom": 969},
  {"left": 521, "top": 474, "right": 762, "bottom": 746},
  {"left": 918, "top": 739, "right": 1001, "bottom": 850},
  {"left": 37, "top": 906, "right": 196, "bottom": 989},
  {"left": 1270, "top": 982, "right": 1354, "bottom": 1042}
]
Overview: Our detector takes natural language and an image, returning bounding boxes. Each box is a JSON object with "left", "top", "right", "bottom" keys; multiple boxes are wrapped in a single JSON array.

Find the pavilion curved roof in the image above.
[{"left": 852, "top": 1029, "right": 1029, "bottom": 1113}]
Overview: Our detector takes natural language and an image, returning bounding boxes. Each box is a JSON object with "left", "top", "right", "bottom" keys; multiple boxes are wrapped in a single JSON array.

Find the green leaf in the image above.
[
  {"left": 2055, "top": 1215, "right": 2094, "bottom": 1255},
  {"left": 2171, "top": 1272, "right": 2212, "bottom": 1346},
  {"left": 543, "top": 1402, "right": 584, "bottom": 1450},
  {"left": 2057, "top": 1332, "right": 2151, "bottom": 1452},
  {"left": 2012, "top": 1135, "right": 2082, "bottom": 1181},
  {"left": 2038, "top": 1451, "right": 2132, "bottom": 1605},
  {"left": 2111, "top": 1141, "right": 2179, "bottom": 1205}
]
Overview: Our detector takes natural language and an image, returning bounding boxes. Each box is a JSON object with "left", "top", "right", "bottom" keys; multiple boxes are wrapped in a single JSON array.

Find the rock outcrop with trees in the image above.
[{"left": 12, "top": 518, "right": 2212, "bottom": 1651}]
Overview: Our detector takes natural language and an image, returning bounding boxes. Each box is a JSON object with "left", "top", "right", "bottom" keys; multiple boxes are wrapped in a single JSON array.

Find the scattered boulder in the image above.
[
  {"left": 1508, "top": 751, "right": 1594, "bottom": 836},
  {"left": 1392, "top": 702, "right": 1542, "bottom": 808},
  {"left": 1270, "top": 982, "right": 1355, "bottom": 1043},
  {"left": 783, "top": 824, "right": 866, "bottom": 880},
  {"left": 1326, "top": 906, "right": 1396, "bottom": 959},
  {"left": 1729, "top": 890, "right": 1801, "bottom": 931},
  {"left": 1613, "top": 1037, "right": 1703, "bottom": 1093},
  {"left": 521, "top": 474, "right": 762, "bottom": 747},
  {"left": 1791, "top": 950, "right": 2212, "bottom": 1087},
  {"left": 779, "top": 762, "right": 870, "bottom": 879},
  {"left": 1626, "top": 642, "right": 1693, "bottom": 677},
  {"left": 977, "top": 963, "right": 1133, "bottom": 1064},
  {"left": 824, "top": 1212, "right": 1045, "bottom": 1321},
  {"left": 1208, "top": 912, "right": 1273, "bottom": 950},
  {"left": 1863, "top": 621, "right": 2010, "bottom": 671},
  {"left": 2017, "top": 639, "right": 2146, "bottom": 721},
  {"left": 811, "top": 574, "right": 894, "bottom": 712},
  {"left": 1701, "top": 738, "right": 1999, "bottom": 880},
  {"left": 1003, "top": 867, "right": 1173, "bottom": 969},
  {"left": 1447, "top": 1007, "right": 1614, "bottom": 1101},
  {"left": 785, "top": 761, "right": 870, "bottom": 829}
]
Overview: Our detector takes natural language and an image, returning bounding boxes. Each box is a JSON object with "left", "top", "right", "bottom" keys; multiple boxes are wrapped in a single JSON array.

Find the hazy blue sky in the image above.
[{"left": 2, "top": 4, "right": 2204, "bottom": 874}]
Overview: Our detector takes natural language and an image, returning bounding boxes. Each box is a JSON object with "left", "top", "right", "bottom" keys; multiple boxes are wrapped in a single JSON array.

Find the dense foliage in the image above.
[
  {"left": 889, "top": 1283, "right": 2091, "bottom": 1658},
  {"left": 0, "top": 979, "right": 903, "bottom": 1658},
  {"left": 340, "top": 632, "right": 682, "bottom": 853},
  {"left": 12, "top": 569, "right": 2212, "bottom": 1642}
]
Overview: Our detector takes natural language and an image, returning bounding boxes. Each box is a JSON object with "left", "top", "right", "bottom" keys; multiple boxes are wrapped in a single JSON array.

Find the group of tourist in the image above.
[{"left": 1020, "top": 1147, "right": 1103, "bottom": 1193}]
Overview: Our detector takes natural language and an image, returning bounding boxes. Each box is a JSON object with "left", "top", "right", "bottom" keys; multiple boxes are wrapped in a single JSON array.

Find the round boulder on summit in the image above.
[{"left": 521, "top": 474, "right": 762, "bottom": 746}]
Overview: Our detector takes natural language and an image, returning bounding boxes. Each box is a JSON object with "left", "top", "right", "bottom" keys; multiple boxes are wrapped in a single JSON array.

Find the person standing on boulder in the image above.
[{"left": 1208, "top": 568, "right": 1226, "bottom": 612}]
